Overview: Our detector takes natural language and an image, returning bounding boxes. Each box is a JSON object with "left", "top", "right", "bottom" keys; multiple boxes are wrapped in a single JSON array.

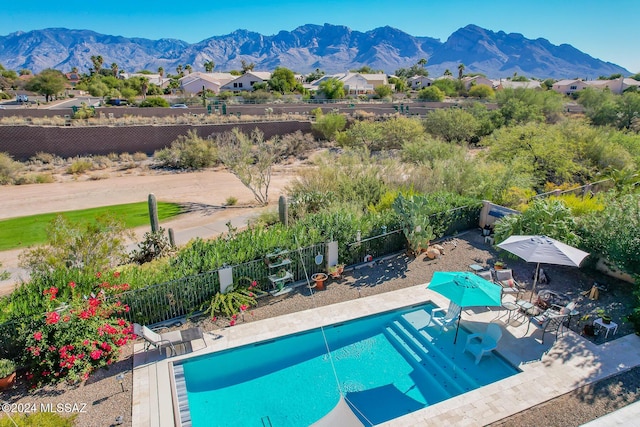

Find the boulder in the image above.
[{"left": 426, "top": 247, "right": 441, "bottom": 260}]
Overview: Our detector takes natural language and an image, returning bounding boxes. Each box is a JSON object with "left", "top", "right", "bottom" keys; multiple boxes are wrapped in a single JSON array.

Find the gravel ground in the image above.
[{"left": 1, "top": 231, "right": 638, "bottom": 426}]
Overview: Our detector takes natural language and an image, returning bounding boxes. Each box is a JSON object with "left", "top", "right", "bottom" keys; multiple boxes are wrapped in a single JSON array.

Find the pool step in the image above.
[
  {"left": 398, "top": 317, "right": 479, "bottom": 392},
  {"left": 388, "top": 321, "right": 473, "bottom": 397},
  {"left": 384, "top": 326, "right": 451, "bottom": 402}
]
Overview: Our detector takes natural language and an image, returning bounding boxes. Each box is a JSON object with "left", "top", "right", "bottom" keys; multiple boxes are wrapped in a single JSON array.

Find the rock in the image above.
[
  {"left": 432, "top": 244, "right": 445, "bottom": 254},
  {"left": 426, "top": 247, "right": 441, "bottom": 259}
]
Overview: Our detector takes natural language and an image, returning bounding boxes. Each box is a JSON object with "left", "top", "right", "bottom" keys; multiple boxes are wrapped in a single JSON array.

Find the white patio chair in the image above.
[
  {"left": 429, "top": 302, "right": 462, "bottom": 331},
  {"left": 464, "top": 323, "right": 503, "bottom": 364}
]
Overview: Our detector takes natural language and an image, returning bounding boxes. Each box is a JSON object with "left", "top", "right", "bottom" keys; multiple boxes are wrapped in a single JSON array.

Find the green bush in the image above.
[
  {"left": 417, "top": 86, "right": 445, "bottom": 101},
  {"left": 0, "top": 412, "right": 76, "bottom": 427},
  {"left": 312, "top": 113, "right": 346, "bottom": 140},
  {"left": 225, "top": 196, "right": 238, "bottom": 206},
  {"left": 66, "top": 158, "right": 93, "bottom": 175},
  {"left": 138, "top": 96, "right": 169, "bottom": 107},
  {"left": 154, "top": 130, "right": 218, "bottom": 169}
]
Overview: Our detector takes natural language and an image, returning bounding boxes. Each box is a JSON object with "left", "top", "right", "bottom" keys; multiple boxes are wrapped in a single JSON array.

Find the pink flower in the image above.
[
  {"left": 33, "top": 331, "right": 43, "bottom": 341},
  {"left": 229, "top": 320, "right": 236, "bottom": 326},
  {"left": 90, "top": 350, "right": 102, "bottom": 360},
  {"left": 113, "top": 271, "right": 121, "bottom": 278},
  {"left": 95, "top": 272, "right": 102, "bottom": 278},
  {"left": 83, "top": 339, "right": 89, "bottom": 346},
  {"left": 240, "top": 305, "right": 248, "bottom": 312},
  {"left": 68, "top": 281, "right": 76, "bottom": 289},
  {"left": 63, "top": 315, "right": 70, "bottom": 322},
  {"left": 46, "top": 312, "right": 60, "bottom": 325},
  {"left": 250, "top": 280, "right": 257, "bottom": 288}
]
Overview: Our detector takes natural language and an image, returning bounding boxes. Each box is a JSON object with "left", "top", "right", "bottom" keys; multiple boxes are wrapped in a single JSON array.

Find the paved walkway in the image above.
[{"left": 131, "top": 286, "right": 640, "bottom": 426}]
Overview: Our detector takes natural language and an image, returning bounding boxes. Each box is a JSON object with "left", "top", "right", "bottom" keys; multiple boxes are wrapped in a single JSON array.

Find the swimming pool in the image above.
[{"left": 174, "top": 303, "right": 519, "bottom": 426}]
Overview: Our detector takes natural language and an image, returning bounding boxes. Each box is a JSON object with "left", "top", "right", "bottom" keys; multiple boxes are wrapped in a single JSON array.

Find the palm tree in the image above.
[
  {"left": 111, "top": 63, "right": 119, "bottom": 77},
  {"left": 176, "top": 65, "right": 183, "bottom": 76},
  {"left": 458, "top": 63, "right": 465, "bottom": 80},
  {"left": 158, "top": 67, "right": 164, "bottom": 78},
  {"left": 140, "top": 77, "right": 149, "bottom": 100},
  {"left": 90, "top": 55, "right": 103, "bottom": 75},
  {"left": 203, "top": 61, "right": 215, "bottom": 73},
  {"left": 185, "top": 65, "right": 192, "bottom": 75},
  {"left": 418, "top": 58, "right": 427, "bottom": 69},
  {"left": 444, "top": 69, "right": 452, "bottom": 77}
]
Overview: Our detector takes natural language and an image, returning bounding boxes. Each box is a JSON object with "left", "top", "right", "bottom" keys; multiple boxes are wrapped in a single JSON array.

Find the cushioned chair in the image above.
[
  {"left": 133, "top": 323, "right": 205, "bottom": 356},
  {"left": 526, "top": 311, "right": 569, "bottom": 344},
  {"left": 464, "top": 323, "right": 503, "bottom": 364},
  {"left": 495, "top": 269, "right": 523, "bottom": 299},
  {"left": 475, "top": 269, "right": 494, "bottom": 282},
  {"left": 429, "top": 302, "right": 462, "bottom": 331}
]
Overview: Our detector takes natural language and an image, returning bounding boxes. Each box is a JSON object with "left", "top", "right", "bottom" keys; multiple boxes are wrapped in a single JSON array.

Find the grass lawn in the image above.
[{"left": 0, "top": 202, "right": 183, "bottom": 251}]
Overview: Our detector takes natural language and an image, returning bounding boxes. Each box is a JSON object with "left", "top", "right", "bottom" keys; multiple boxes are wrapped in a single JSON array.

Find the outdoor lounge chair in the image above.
[
  {"left": 429, "top": 302, "right": 462, "bottom": 331},
  {"left": 133, "top": 323, "right": 206, "bottom": 356},
  {"left": 464, "top": 323, "right": 503, "bottom": 364},
  {"left": 475, "top": 269, "right": 494, "bottom": 282},
  {"left": 495, "top": 269, "right": 523, "bottom": 300}
]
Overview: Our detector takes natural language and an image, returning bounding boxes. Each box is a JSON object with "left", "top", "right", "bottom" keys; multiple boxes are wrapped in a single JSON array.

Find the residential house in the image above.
[
  {"left": 462, "top": 76, "right": 494, "bottom": 90},
  {"left": 221, "top": 71, "right": 272, "bottom": 92},
  {"left": 65, "top": 72, "right": 82, "bottom": 87},
  {"left": 407, "top": 75, "right": 434, "bottom": 90},
  {"left": 551, "top": 79, "right": 589, "bottom": 95},
  {"left": 307, "top": 72, "right": 389, "bottom": 94},
  {"left": 119, "top": 72, "right": 172, "bottom": 89},
  {"left": 584, "top": 77, "right": 640, "bottom": 94},
  {"left": 180, "top": 72, "right": 235, "bottom": 94}
]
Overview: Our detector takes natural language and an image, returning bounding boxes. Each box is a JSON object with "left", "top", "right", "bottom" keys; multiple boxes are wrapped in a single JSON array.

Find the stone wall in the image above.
[{"left": 0, "top": 121, "right": 311, "bottom": 160}]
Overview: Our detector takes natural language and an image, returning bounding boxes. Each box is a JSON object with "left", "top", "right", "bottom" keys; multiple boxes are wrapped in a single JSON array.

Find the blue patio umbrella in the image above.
[{"left": 428, "top": 271, "right": 503, "bottom": 343}]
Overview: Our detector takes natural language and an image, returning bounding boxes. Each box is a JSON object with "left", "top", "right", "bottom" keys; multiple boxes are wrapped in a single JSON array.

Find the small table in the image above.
[
  {"left": 593, "top": 318, "right": 618, "bottom": 339},
  {"left": 469, "top": 264, "right": 485, "bottom": 272},
  {"left": 501, "top": 301, "right": 519, "bottom": 323}
]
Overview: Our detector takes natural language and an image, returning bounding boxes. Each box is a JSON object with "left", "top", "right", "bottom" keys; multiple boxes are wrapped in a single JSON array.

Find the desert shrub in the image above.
[
  {"left": 225, "top": 196, "right": 238, "bottom": 206},
  {"left": 550, "top": 193, "right": 605, "bottom": 217},
  {"left": 132, "top": 152, "right": 148, "bottom": 161},
  {"left": 401, "top": 137, "right": 465, "bottom": 165},
  {"left": 91, "top": 155, "right": 113, "bottom": 169},
  {"left": 31, "top": 152, "right": 60, "bottom": 164},
  {"left": 417, "top": 86, "right": 445, "bottom": 101},
  {"left": 139, "top": 96, "right": 169, "bottom": 107},
  {"left": 154, "top": 129, "right": 218, "bottom": 169},
  {"left": 0, "top": 152, "right": 23, "bottom": 184},
  {"left": 66, "top": 158, "right": 93, "bottom": 174},
  {"left": 15, "top": 173, "right": 56, "bottom": 184},
  {"left": 107, "top": 152, "right": 120, "bottom": 161},
  {"left": 118, "top": 152, "right": 133, "bottom": 162},
  {"left": 468, "top": 84, "right": 495, "bottom": 99},
  {"left": 129, "top": 228, "right": 176, "bottom": 265},
  {"left": 423, "top": 108, "right": 480, "bottom": 143},
  {"left": 276, "top": 130, "right": 317, "bottom": 158},
  {"left": 312, "top": 113, "right": 346, "bottom": 140},
  {"left": 337, "top": 116, "right": 424, "bottom": 151}
]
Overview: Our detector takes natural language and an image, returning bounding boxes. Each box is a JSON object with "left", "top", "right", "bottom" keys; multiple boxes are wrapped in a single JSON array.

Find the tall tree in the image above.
[
  {"left": 241, "top": 60, "right": 255, "bottom": 74},
  {"left": 458, "top": 63, "right": 465, "bottom": 80},
  {"left": 184, "top": 64, "right": 192, "bottom": 75},
  {"left": 176, "top": 65, "right": 183, "bottom": 76},
  {"left": 140, "top": 77, "right": 149, "bottom": 99},
  {"left": 111, "top": 62, "right": 119, "bottom": 77},
  {"left": 418, "top": 58, "right": 427, "bottom": 69},
  {"left": 268, "top": 67, "right": 297, "bottom": 93},
  {"left": 90, "top": 55, "right": 103, "bottom": 75},
  {"left": 318, "top": 77, "right": 345, "bottom": 99},
  {"left": 158, "top": 67, "right": 164, "bottom": 78},
  {"left": 25, "top": 68, "right": 67, "bottom": 102},
  {"left": 203, "top": 61, "right": 215, "bottom": 73}
]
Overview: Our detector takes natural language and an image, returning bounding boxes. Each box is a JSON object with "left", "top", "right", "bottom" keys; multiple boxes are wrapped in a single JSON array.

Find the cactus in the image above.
[
  {"left": 168, "top": 228, "right": 176, "bottom": 247},
  {"left": 148, "top": 193, "right": 159, "bottom": 233},
  {"left": 278, "top": 195, "right": 288, "bottom": 226}
]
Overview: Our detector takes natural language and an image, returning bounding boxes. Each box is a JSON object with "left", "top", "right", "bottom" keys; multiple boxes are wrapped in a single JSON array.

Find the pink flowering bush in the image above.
[
  {"left": 21, "top": 273, "right": 134, "bottom": 387},
  {"left": 205, "top": 279, "right": 259, "bottom": 327}
]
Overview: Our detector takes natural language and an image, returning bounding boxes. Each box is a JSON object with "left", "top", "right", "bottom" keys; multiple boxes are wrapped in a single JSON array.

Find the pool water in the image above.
[{"left": 177, "top": 304, "right": 519, "bottom": 426}]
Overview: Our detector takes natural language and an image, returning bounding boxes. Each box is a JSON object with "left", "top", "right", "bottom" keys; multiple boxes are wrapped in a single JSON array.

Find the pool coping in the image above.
[{"left": 132, "top": 284, "right": 640, "bottom": 426}]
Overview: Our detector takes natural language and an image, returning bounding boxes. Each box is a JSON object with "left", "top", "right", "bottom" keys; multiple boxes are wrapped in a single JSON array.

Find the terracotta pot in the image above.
[
  {"left": 311, "top": 273, "right": 328, "bottom": 291},
  {"left": 0, "top": 372, "right": 16, "bottom": 390}
]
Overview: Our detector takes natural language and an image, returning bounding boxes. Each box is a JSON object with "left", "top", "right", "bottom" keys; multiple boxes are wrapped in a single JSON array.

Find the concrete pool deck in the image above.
[{"left": 131, "top": 284, "right": 640, "bottom": 426}]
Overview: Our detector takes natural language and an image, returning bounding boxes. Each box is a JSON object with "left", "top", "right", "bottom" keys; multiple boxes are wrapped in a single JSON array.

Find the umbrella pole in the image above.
[
  {"left": 528, "top": 263, "right": 541, "bottom": 303},
  {"left": 453, "top": 312, "right": 462, "bottom": 344}
]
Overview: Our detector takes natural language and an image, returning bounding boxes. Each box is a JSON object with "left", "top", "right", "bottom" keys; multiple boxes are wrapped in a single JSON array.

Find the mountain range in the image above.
[{"left": 0, "top": 24, "right": 629, "bottom": 79}]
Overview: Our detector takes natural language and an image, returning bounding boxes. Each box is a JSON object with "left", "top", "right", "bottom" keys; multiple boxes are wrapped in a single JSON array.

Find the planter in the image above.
[
  {"left": 602, "top": 315, "right": 612, "bottom": 325},
  {"left": 311, "top": 273, "right": 328, "bottom": 291},
  {"left": 0, "top": 372, "right": 16, "bottom": 390},
  {"left": 329, "top": 265, "right": 344, "bottom": 280}
]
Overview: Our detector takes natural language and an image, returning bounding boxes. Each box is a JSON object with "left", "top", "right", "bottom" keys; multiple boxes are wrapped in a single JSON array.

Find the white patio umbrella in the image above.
[{"left": 497, "top": 235, "right": 590, "bottom": 302}]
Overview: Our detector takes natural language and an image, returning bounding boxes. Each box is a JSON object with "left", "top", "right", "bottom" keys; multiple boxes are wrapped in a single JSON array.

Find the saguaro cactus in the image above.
[
  {"left": 148, "top": 193, "right": 159, "bottom": 233},
  {"left": 278, "top": 195, "right": 288, "bottom": 226}
]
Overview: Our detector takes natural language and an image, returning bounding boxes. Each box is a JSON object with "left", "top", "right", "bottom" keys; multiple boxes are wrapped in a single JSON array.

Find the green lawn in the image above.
[{"left": 0, "top": 202, "right": 183, "bottom": 251}]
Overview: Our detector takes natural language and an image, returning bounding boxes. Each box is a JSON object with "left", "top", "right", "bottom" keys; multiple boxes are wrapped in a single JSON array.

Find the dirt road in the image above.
[{"left": 0, "top": 168, "right": 298, "bottom": 295}]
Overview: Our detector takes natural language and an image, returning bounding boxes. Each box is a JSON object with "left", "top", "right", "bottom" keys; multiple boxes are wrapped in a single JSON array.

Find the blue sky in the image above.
[{"left": 4, "top": 0, "right": 639, "bottom": 73}]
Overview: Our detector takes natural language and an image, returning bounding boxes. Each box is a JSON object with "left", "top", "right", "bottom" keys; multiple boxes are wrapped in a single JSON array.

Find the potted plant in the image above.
[
  {"left": 328, "top": 264, "right": 345, "bottom": 279},
  {"left": 0, "top": 358, "right": 16, "bottom": 390},
  {"left": 580, "top": 314, "right": 596, "bottom": 337},
  {"left": 597, "top": 308, "right": 612, "bottom": 324},
  {"left": 494, "top": 261, "right": 506, "bottom": 270}
]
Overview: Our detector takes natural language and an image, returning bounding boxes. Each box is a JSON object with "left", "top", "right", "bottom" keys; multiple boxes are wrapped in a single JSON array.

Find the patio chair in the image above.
[
  {"left": 429, "top": 302, "right": 462, "bottom": 331},
  {"left": 495, "top": 269, "right": 523, "bottom": 300},
  {"left": 526, "top": 311, "right": 568, "bottom": 344},
  {"left": 464, "top": 323, "right": 503, "bottom": 364},
  {"left": 475, "top": 269, "right": 494, "bottom": 283},
  {"left": 133, "top": 323, "right": 205, "bottom": 356}
]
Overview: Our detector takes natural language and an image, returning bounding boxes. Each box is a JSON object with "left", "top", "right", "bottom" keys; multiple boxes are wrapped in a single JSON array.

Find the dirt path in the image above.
[{"left": 0, "top": 168, "right": 298, "bottom": 294}]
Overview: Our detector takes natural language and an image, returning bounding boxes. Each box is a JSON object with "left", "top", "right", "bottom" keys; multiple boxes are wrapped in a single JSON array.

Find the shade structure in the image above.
[
  {"left": 497, "top": 235, "right": 590, "bottom": 301},
  {"left": 428, "top": 271, "right": 503, "bottom": 343}
]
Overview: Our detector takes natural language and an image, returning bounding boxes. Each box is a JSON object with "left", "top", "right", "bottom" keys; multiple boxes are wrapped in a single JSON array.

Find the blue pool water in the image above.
[{"left": 177, "top": 304, "right": 519, "bottom": 426}]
